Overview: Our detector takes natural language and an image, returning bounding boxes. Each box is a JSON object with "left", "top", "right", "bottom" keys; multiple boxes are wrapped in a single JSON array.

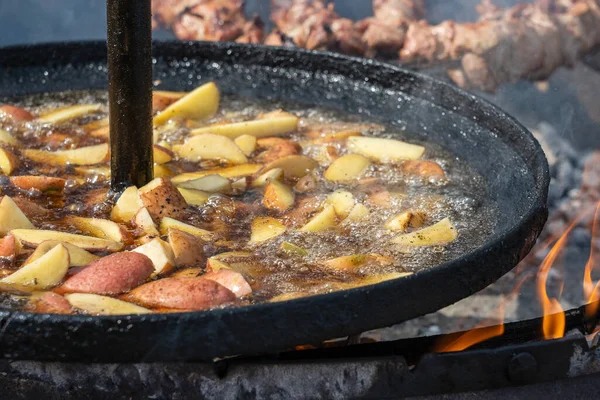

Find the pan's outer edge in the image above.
[{"left": 0, "top": 41, "right": 549, "bottom": 362}]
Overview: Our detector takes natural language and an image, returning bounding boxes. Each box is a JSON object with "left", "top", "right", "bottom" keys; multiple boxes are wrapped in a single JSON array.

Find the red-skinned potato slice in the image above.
[
  {"left": 56, "top": 252, "right": 154, "bottom": 295},
  {"left": 0, "top": 105, "right": 34, "bottom": 121},
  {"left": 122, "top": 277, "right": 235, "bottom": 310},
  {"left": 26, "top": 292, "right": 72, "bottom": 314},
  {"left": 10, "top": 176, "right": 66, "bottom": 193},
  {"left": 202, "top": 269, "right": 252, "bottom": 298},
  {"left": 138, "top": 177, "right": 188, "bottom": 222}
]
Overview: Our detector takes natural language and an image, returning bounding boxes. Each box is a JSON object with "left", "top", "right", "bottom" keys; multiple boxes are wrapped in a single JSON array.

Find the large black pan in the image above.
[{"left": 0, "top": 41, "right": 548, "bottom": 362}]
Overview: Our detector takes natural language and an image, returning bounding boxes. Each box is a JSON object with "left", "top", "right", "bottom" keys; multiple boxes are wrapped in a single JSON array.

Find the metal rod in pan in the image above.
[{"left": 107, "top": 0, "right": 153, "bottom": 191}]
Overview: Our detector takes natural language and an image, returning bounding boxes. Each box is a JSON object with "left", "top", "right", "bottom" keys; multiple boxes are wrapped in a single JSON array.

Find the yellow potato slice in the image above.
[
  {"left": 0, "top": 148, "right": 19, "bottom": 175},
  {"left": 385, "top": 211, "right": 427, "bottom": 232},
  {"left": 65, "top": 293, "right": 151, "bottom": 315},
  {"left": 133, "top": 207, "right": 160, "bottom": 237},
  {"left": 172, "top": 164, "right": 263, "bottom": 184},
  {"left": 261, "top": 155, "right": 319, "bottom": 180},
  {"left": 252, "top": 168, "right": 283, "bottom": 188},
  {"left": 159, "top": 217, "right": 213, "bottom": 240},
  {"left": 250, "top": 217, "right": 286, "bottom": 243},
  {"left": 178, "top": 134, "right": 248, "bottom": 164},
  {"left": 325, "top": 190, "right": 355, "bottom": 217},
  {"left": 0, "top": 196, "right": 35, "bottom": 235},
  {"left": 132, "top": 238, "right": 175, "bottom": 276},
  {"left": 391, "top": 218, "right": 458, "bottom": 247},
  {"left": 11, "top": 230, "right": 123, "bottom": 252},
  {"left": 23, "top": 143, "right": 109, "bottom": 166},
  {"left": 344, "top": 204, "right": 370, "bottom": 222},
  {"left": 38, "top": 104, "right": 102, "bottom": 124},
  {"left": 347, "top": 136, "right": 425, "bottom": 163},
  {"left": 64, "top": 216, "right": 128, "bottom": 243},
  {"left": 324, "top": 154, "right": 371, "bottom": 182},
  {"left": 178, "top": 174, "right": 231, "bottom": 193},
  {"left": 299, "top": 205, "right": 337, "bottom": 232},
  {"left": 234, "top": 134, "right": 257, "bottom": 156},
  {"left": 190, "top": 115, "right": 298, "bottom": 139},
  {"left": 263, "top": 180, "right": 295, "bottom": 212},
  {"left": 177, "top": 187, "right": 210, "bottom": 206},
  {"left": 111, "top": 186, "right": 143, "bottom": 223},
  {"left": 153, "top": 145, "right": 174, "bottom": 164},
  {"left": 74, "top": 166, "right": 111, "bottom": 177},
  {"left": 0, "top": 129, "right": 19, "bottom": 146},
  {"left": 153, "top": 82, "right": 220, "bottom": 126},
  {"left": 25, "top": 240, "right": 99, "bottom": 267},
  {"left": 1, "top": 244, "right": 69, "bottom": 289}
]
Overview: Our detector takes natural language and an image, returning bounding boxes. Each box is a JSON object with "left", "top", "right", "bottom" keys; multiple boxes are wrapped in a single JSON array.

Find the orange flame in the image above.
[
  {"left": 584, "top": 201, "right": 600, "bottom": 319},
  {"left": 536, "top": 217, "right": 583, "bottom": 340}
]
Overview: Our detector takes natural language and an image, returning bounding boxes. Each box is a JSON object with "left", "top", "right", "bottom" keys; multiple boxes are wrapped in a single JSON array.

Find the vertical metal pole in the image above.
[{"left": 107, "top": 0, "right": 153, "bottom": 192}]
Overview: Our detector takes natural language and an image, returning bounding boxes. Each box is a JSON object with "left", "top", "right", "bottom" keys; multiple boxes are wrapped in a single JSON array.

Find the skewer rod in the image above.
[{"left": 107, "top": 0, "right": 153, "bottom": 191}]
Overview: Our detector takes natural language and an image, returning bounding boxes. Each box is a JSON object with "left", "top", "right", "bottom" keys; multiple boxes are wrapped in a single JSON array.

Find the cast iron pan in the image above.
[{"left": 0, "top": 41, "right": 549, "bottom": 362}]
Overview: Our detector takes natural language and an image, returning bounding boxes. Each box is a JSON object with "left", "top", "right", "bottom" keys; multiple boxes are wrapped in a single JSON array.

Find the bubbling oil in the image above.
[{"left": 2, "top": 90, "right": 497, "bottom": 306}]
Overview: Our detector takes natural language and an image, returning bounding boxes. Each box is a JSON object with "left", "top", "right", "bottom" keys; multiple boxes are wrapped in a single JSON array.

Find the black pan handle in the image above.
[{"left": 107, "top": 0, "right": 153, "bottom": 191}]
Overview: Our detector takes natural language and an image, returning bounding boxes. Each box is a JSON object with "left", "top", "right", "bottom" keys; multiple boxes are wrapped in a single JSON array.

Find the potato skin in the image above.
[
  {"left": 138, "top": 178, "right": 188, "bottom": 222},
  {"left": 203, "top": 269, "right": 252, "bottom": 298},
  {"left": 10, "top": 176, "right": 66, "bottom": 193},
  {"left": 56, "top": 252, "right": 154, "bottom": 295},
  {"left": 122, "top": 277, "right": 235, "bottom": 310},
  {"left": 402, "top": 160, "right": 445, "bottom": 179},
  {"left": 0, "top": 105, "right": 34, "bottom": 121},
  {"left": 28, "top": 292, "right": 72, "bottom": 314}
]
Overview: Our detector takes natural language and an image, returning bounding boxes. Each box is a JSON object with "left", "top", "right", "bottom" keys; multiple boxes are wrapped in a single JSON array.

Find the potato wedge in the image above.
[
  {"left": 252, "top": 168, "right": 283, "bottom": 188},
  {"left": 0, "top": 105, "right": 34, "bottom": 122},
  {"left": 299, "top": 205, "right": 337, "bottom": 232},
  {"left": 153, "top": 82, "right": 220, "bottom": 126},
  {"left": 0, "top": 234, "right": 20, "bottom": 261},
  {"left": 325, "top": 190, "right": 355, "bottom": 217},
  {"left": 203, "top": 269, "right": 252, "bottom": 298},
  {"left": 344, "top": 203, "right": 370, "bottom": 222},
  {"left": 133, "top": 207, "right": 160, "bottom": 238},
  {"left": 177, "top": 187, "right": 210, "bottom": 206},
  {"left": 385, "top": 211, "right": 427, "bottom": 232},
  {"left": 347, "top": 136, "right": 425, "bottom": 163},
  {"left": 132, "top": 238, "right": 176, "bottom": 276},
  {"left": 57, "top": 252, "right": 154, "bottom": 295},
  {"left": 0, "top": 148, "right": 19, "bottom": 175},
  {"left": 250, "top": 217, "right": 286, "bottom": 243},
  {"left": 23, "top": 143, "right": 109, "bottom": 166},
  {"left": 10, "top": 176, "right": 65, "bottom": 193},
  {"left": 234, "top": 134, "right": 257, "bottom": 156},
  {"left": 153, "top": 144, "right": 174, "bottom": 164},
  {"left": 206, "top": 257, "right": 232, "bottom": 272},
  {"left": 168, "top": 228, "right": 206, "bottom": 267},
  {"left": 159, "top": 217, "right": 213, "bottom": 240},
  {"left": 261, "top": 155, "right": 319, "bottom": 180},
  {"left": 74, "top": 166, "right": 111, "bottom": 177},
  {"left": 138, "top": 177, "right": 188, "bottom": 222},
  {"left": 1, "top": 244, "right": 69, "bottom": 289},
  {"left": 65, "top": 293, "right": 151, "bottom": 315},
  {"left": 11, "top": 230, "right": 123, "bottom": 252},
  {"left": 324, "top": 154, "right": 371, "bottom": 182},
  {"left": 153, "top": 164, "right": 174, "bottom": 179},
  {"left": 190, "top": 115, "right": 298, "bottom": 139},
  {"left": 0, "top": 129, "right": 19, "bottom": 146},
  {"left": 263, "top": 180, "right": 295, "bottom": 212},
  {"left": 178, "top": 174, "right": 231, "bottom": 193},
  {"left": 152, "top": 91, "right": 185, "bottom": 113},
  {"left": 111, "top": 186, "right": 143, "bottom": 223},
  {"left": 391, "top": 218, "right": 457, "bottom": 247},
  {"left": 0, "top": 196, "right": 35, "bottom": 235},
  {"left": 38, "top": 104, "right": 101, "bottom": 124},
  {"left": 322, "top": 254, "right": 393, "bottom": 273},
  {"left": 172, "top": 164, "right": 263, "bottom": 184},
  {"left": 177, "top": 134, "right": 248, "bottom": 164},
  {"left": 25, "top": 240, "right": 99, "bottom": 267},
  {"left": 64, "top": 216, "right": 129, "bottom": 243}
]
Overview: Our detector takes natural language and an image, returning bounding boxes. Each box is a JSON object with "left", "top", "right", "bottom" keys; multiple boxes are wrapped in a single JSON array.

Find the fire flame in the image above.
[{"left": 584, "top": 201, "right": 600, "bottom": 320}]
